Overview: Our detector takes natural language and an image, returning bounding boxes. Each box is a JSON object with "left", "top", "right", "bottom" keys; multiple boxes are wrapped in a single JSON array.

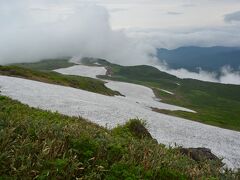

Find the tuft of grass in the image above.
[
  {"left": 0, "top": 96, "right": 238, "bottom": 179},
  {"left": 112, "top": 119, "right": 154, "bottom": 140}
]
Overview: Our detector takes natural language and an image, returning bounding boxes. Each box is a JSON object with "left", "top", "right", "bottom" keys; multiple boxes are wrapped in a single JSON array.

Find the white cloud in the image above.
[
  {"left": 0, "top": 1, "right": 156, "bottom": 65},
  {"left": 219, "top": 66, "right": 240, "bottom": 85},
  {"left": 154, "top": 62, "right": 240, "bottom": 85},
  {"left": 154, "top": 62, "right": 218, "bottom": 82}
]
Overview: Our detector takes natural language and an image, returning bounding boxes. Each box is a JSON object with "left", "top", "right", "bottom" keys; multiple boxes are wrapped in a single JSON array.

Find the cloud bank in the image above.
[
  {"left": 0, "top": 2, "right": 155, "bottom": 65},
  {"left": 155, "top": 62, "right": 240, "bottom": 85}
]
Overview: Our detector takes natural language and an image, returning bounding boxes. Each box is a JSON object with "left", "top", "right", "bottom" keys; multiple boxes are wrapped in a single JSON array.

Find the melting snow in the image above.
[
  {"left": 0, "top": 65, "right": 240, "bottom": 169},
  {"left": 54, "top": 65, "right": 106, "bottom": 79},
  {"left": 158, "top": 89, "right": 174, "bottom": 95}
]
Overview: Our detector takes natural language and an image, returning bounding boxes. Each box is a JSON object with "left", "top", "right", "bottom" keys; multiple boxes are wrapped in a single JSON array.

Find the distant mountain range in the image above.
[{"left": 157, "top": 46, "right": 240, "bottom": 72}]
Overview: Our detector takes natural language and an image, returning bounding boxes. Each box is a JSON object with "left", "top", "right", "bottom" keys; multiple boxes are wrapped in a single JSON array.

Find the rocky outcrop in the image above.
[
  {"left": 105, "top": 66, "right": 113, "bottom": 77},
  {"left": 179, "top": 147, "right": 222, "bottom": 163}
]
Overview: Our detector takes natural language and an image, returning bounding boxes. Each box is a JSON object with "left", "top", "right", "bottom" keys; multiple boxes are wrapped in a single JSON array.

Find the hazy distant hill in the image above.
[{"left": 157, "top": 46, "right": 240, "bottom": 72}]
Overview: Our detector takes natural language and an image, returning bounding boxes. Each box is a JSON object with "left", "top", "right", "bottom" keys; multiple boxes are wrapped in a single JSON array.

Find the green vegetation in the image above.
[
  {"left": 152, "top": 79, "right": 240, "bottom": 131},
  {"left": 94, "top": 60, "right": 240, "bottom": 131},
  {"left": 1, "top": 95, "right": 238, "bottom": 179},
  {"left": 0, "top": 65, "right": 120, "bottom": 96},
  {"left": 12, "top": 58, "right": 75, "bottom": 71}
]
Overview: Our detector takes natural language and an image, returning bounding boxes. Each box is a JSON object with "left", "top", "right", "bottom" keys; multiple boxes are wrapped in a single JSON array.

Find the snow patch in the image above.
[
  {"left": 159, "top": 89, "right": 174, "bottom": 95},
  {"left": 54, "top": 65, "right": 106, "bottom": 79}
]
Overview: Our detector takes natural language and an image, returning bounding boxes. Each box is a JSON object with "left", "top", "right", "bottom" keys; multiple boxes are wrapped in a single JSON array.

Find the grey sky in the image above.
[{"left": 1, "top": 1, "right": 240, "bottom": 46}]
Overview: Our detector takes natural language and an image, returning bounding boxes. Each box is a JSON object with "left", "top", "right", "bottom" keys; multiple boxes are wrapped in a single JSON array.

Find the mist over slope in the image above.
[{"left": 155, "top": 46, "right": 240, "bottom": 85}]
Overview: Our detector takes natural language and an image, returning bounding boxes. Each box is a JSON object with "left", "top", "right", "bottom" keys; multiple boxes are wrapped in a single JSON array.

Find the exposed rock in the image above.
[
  {"left": 105, "top": 66, "right": 113, "bottom": 77},
  {"left": 179, "top": 147, "right": 222, "bottom": 163}
]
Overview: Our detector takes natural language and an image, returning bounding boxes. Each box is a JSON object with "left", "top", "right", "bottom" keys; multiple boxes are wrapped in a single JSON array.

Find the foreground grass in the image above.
[
  {"left": 0, "top": 65, "right": 120, "bottom": 96},
  {"left": 0, "top": 95, "right": 238, "bottom": 179},
  {"left": 94, "top": 59, "right": 240, "bottom": 131}
]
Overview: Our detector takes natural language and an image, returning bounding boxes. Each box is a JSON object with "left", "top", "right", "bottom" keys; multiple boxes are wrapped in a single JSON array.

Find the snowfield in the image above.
[
  {"left": 55, "top": 65, "right": 106, "bottom": 79},
  {"left": 0, "top": 65, "right": 240, "bottom": 169}
]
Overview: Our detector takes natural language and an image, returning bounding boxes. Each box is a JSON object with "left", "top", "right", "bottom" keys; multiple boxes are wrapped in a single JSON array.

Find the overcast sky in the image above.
[
  {"left": 2, "top": 0, "right": 240, "bottom": 48},
  {"left": 102, "top": 0, "right": 240, "bottom": 28},
  {"left": 103, "top": 0, "right": 240, "bottom": 48}
]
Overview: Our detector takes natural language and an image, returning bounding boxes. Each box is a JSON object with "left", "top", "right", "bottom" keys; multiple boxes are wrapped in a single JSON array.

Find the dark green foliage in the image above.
[
  {"left": 0, "top": 96, "right": 236, "bottom": 179},
  {"left": 70, "top": 136, "right": 99, "bottom": 161},
  {"left": 0, "top": 65, "right": 120, "bottom": 96}
]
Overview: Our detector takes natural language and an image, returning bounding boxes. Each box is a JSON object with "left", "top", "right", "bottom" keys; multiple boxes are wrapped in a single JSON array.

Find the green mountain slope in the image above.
[{"left": 94, "top": 59, "right": 240, "bottom": 131}]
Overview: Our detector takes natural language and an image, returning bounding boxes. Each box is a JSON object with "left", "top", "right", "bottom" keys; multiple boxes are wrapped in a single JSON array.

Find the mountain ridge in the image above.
[{"left": 157, "top": 46, "right": 240, "bottom": 72}]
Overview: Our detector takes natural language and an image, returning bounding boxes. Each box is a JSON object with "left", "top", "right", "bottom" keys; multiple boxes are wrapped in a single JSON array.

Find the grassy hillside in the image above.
[
  {"left": 1, "top": 95, "right": 237, "bottom": 179},
  {"left": 0, "top": 65, "right": 120, "bottom": 96},
  {"left": 94, "top": 60, "right": 240, "bottom": 131},
  {"left": 103, "top": 64, "right": 179, "bottom": 90},
  {"left": 153, "top": 79, "right": 240, "bottom": 131},
  {"left": 12, "top": 58, "right": 75, "bottom": 71}
]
